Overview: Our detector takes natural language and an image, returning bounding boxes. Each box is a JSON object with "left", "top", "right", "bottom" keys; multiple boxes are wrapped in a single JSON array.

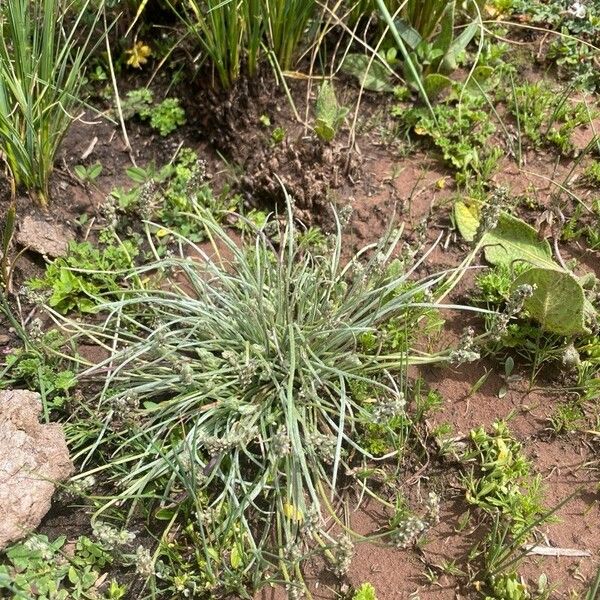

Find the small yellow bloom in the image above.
[
  {"left": 126, "top": 41, "right": 152, "bottom": 69},
  {"left": 283, "top": 502, "right": 304, "bottom": 522}
]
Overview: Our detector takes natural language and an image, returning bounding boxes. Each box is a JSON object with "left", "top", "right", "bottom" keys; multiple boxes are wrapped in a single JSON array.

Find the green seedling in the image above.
[
  {"left": 352, "top": 582, "right": 378, "bottom": 600},
  {"left": 498, "top": 356, "right": 518, "bottom": 398},
  {"left": 74, "top": 162, "right": 103, "bottom": 185},
  {"left": 271, "top": 126, "right": 286, "bottom": 144},
  {"left": 314, "top": 81, "right": 349, "bottom": 142}
]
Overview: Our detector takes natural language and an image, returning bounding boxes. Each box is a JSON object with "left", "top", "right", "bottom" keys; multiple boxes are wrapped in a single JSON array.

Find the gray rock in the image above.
[
  {"left": 0, "top": 390, "right": 73, "bottom": 549},
  {"left": 16, "top": 216, "right": 73, "bottom": 258}
]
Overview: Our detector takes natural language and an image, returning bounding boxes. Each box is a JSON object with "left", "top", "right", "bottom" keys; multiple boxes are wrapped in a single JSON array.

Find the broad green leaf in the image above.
[
  {"left": 88, "top": 163, "right": 103, "bottom": 179},
  {"left": 68, "top": 565, "right": 79, "bottom": 584},
  {"left": 513, "top": 267, "right": 589, "bottom": 336},
  {"left": 314, "top": 120, "right": 335, "bottom": 142},
  {"left": 74, "top": 164, "right": 87, "bottom": 180},
  {"left": 454, "top": 200, "right": 479, "bottom": 241},
  {"left": 484, "top": 212, "right": 553, "bottom": 268},
  {"left": 341, "top": 54, "right": 395, "bottom": 93},
  {"left": 126, "top": 166, "right": 150, "bottom": 183},
  {"left": 442, "top": 20, "right": 479, "bottom": 73},
  {"left": 155, "top": 507, "right": 177, "bottom": 520},
  {"left": 464, "top": 66, "right": 496, "bottom": 95},
  {"left": 454, "top": 201, "right": 554, "bottom": 268},
  {"left": 393, "top": 19, "right": 422, "bottom": 50},
  {"left": 315, "top": 81, "right": 348, "bottom": 142},
  {"left": 422, "top": 73, "right": 452, "bottom": 100},
  {"left": 432, "top": 2, "right": 454, "bottom": 57}
]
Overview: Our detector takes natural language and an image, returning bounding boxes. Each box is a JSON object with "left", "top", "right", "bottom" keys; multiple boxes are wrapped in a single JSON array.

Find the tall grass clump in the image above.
[
  {"left": 262, "top": 0, "right": 317, "bottom": 70},
  {"left": 176, "top": 0, "right": 264, "bottom": 89},
  {"left": 59, "top": 201, "right": 457, "bottom": 594},
  {"left": 173, "top": 0, "right": 318, "bottom": 89},
  {"left": 0, "top": 0, "right": 98, "bottom": 206}
]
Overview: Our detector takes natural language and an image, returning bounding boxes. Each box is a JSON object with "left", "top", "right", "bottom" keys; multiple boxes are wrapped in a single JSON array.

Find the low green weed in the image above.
[
  {"left": 28, "top": 240, "right": 137, "bottom": 314},
  {"left": 507, "top": 82, "right": 590, "bottom": 154},
  {"left": 459, "top": 422, "right": 571, "bottom": 599},
  {"left": 474, "top": 264, "right": 530, "bottom": 305},
  {"left": 354, "top": 379, "right": 441, "bottom": 457},
  {"left": 121, "top": 88, "right": 153, "bottom": 119},
  {"left": 144, "top": 98, "right": 186, "bottom": 136},
  {"left": 395, "top": 96, "right": 499, "bottom": 178},
  {"left": 464, "top": 421, "right": 546, "bottom": 535},
  {"left": 512, "top": 0, "right": 600, "bottom": 90},
  {"left": 121, "top": 89, "right": 186, "bottom": 136},
  {"left": 352, "top": 582, "right": 378, "bottom": 600},
  {"left": 1, "top": 328, "right": 76, "bottom": 414},
  {"left": 549, "top": 401, "right": 584, "bottom": 434},
  {"left": 562, "top": 200, "right": 600, "bottom": 251},
  {"left": 0, "top": 534, "right": 126, "bottom": 600},
  {"left": 584, "top": 161, "right": 600, "bottom": 185},
  {"left": 547, "top": 35, "right": 600, "bottom": 91},
  {"left": 485, "top": 571, "right": 535, "bottom": 600},
  {"left": 108, "top": 148, "right": 236, "bottom": 244}
]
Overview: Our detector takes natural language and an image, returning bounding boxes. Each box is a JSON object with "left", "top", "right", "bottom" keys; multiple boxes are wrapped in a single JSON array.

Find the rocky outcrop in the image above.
[{"left": 0, "top": 390, "right": 73, "bottom": 549}]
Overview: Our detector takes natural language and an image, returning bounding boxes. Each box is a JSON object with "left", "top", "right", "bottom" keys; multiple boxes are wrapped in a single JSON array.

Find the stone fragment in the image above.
[
  {"left": 0, "top": 390, "right": 73, "bottom": 549},
  {"left": 16, "top": 216, "right": 73, "bottom": 258}
]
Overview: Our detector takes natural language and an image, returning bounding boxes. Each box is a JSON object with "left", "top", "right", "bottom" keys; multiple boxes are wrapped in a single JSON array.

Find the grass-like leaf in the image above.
[
  {"left": 0, "top": 0, "right": 99, "bottom": 205},
  {"left": 59, "top": 201, "right": 456, "bottom": 593}
]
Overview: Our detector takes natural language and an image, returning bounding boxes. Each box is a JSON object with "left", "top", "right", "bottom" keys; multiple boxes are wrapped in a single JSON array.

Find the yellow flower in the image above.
[
  {"left": 283, "top": 502, "right": 304, "bottom": 522},
  {"left": 126, "top": 41, "right": 151, "bottom": 69}
]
